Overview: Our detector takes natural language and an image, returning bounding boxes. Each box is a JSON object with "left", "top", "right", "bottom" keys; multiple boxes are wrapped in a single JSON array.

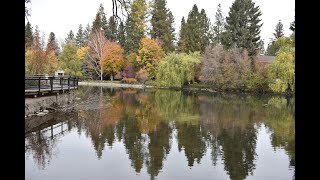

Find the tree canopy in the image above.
[{"left": 222, "top": 0, "right": 263, "bottom": 57}]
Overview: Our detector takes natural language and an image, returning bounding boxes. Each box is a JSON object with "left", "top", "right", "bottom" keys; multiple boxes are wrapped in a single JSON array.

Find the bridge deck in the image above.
[{"left": 25, "top": 86, "right": 77, "bottom": 93}]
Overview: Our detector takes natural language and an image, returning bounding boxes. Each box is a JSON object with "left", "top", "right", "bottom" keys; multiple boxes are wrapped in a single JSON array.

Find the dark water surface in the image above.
[{"left": 25, "top": 86, "right": 295, "bottom": 180}]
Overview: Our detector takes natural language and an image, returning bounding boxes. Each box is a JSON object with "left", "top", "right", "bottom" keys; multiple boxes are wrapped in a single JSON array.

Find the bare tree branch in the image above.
[
  {"left": 112, "top": 0, "right": 132, "bottom": 22},
  {"left": 25, "top": 0, "right": 31, "bottom": 22},
  {"left": 86, "top": 30, "right": 107, "bottom": 80}
]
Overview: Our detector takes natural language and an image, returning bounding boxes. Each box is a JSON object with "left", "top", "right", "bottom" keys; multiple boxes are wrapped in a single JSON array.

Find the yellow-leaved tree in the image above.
[
  {"left": 268, "top": 33, "right": 295, "bottom": 93},
  {"left": 136, "top": 37, "right": 165, "bottom": 79},
  {"left": 25, "top": 27, "right": 58, "bottom": 75},
  {"left": 46, "top": 51, "right": 58, "bottom": 74},
  {"left": 77, "top": 46, "right": 90, "bottom": 61}
]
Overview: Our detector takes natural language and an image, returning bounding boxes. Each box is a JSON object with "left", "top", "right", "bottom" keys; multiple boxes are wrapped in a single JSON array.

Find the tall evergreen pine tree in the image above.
[
  {"left": 33, "top": 26, "right": 42, "bottom": 50},
  {"left": 199, "top": 9, "right": 210, "bottom": 52},
  {"left": 125, "top": 0, "right": 148, "bottom": 53},
  {"left": 25, "top": 22, "right": 33, "bottom": 50},
  {"left": 178, "top": 17, "right": 187, "bottom": 52},
  {"left": 83, "top": 23, "right": 91, "bottom": 45},
  {"left": 164, "top": 11, "right": 176, "bottom": 52},
  {"left": 117, "top": 21, "right": 126, "bottom": 48},
  {"left": 98, "top": 4, "right": 108, "bottom": 36},
  {"left": 65, "top": 30, "right": 75, "bottom": 44},
  {"left": 183, "top": 4, "right": 210, "bottom": 53},
  {"left": 46, "top": 32, "right": 60, "bottom": 56},
  {"left": 185, "top": 5, "right": 201, "bottom": 52},
  {"left": 273, "top": 20, "right": 284, "bottom": 39},
  {"left": 151, "top": 0, "right": 175, "bottom": 53},
  {"left": 150, "top": 0, "right": 167, "bottom": 40},
  {"left": 223, "top": 0, "right": 263, "bottom": 57},
  {"left": 125, "top": 15, "right": 134, "bottom": 53},
  {"left": 106, "top": 16, "right": 118, "bottom": 41},
  {"left": 213, "top": 3, "right": 226, "bottom": 44},
  {"left": 91, "top": 4, "right": 107, "bottom": 34},
  {"left": 92, "top": 12, "right": 102, "bottom": 32},
  {"left": 265, "top": 20, "right": 284, "bottom": 56},
  {"left": 76, "top": 24, "right": 85, "bottom": 48}
]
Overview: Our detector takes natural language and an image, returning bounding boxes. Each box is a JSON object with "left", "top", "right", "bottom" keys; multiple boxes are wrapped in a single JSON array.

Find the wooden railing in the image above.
[{"left": 25, "top": 75, "right": 78, "bottom": 96}]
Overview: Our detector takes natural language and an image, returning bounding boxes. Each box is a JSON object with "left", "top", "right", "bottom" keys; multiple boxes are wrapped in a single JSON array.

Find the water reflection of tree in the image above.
[
  {"left": 265, "top": 96, "right": 295, "bottom": 168},
  {"left": 219, "top": 126, "right": 257, "bottom": 180},
  {"left": 146, "top": 122, "right": 172, "bottom": 180},
  {"left": 84, "top": 110, "right": 117, "bottom": 159},
  {"left": 199, "top": 94, "right": 264, "bottom": 180},
  {"left": 77, "top": 89, "right": 123, "bottom": 159},
  {"left": 114, "top": 89, "right": 173, "bottom": 180},
  {"left": 116, "top": 89, "right": 261, "bottom": 179},
  {"left": 121, "top": 114, "right": 146, "bottom": 173},
  {"left": 149, "top": 90, "right": 206, "bottom": 168},
  {"left": 176, "top": 123, "right": 206, "bottom": 167},
  {"left": 152, "top": 90, "right": 201, "bottom": 124},
  {"left": 135, "top": 92, "right": 162, "bottom": 133}
]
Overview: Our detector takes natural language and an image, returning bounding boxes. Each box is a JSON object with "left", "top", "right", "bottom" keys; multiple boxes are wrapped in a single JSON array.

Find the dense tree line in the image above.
[{"left": 25, "top": 0, "right": 295, "bottom": 94}]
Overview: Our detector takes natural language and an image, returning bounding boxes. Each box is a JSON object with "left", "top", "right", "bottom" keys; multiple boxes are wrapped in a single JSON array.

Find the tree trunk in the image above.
[
  {"left": 100, "top": 70, "right": 103, "bottom": 81},
  {"left": 110, "top": 73, "right": 114, "bottom": 81},
  {"left": 286, "top": 83, "right": 291, "bottom": 93}
]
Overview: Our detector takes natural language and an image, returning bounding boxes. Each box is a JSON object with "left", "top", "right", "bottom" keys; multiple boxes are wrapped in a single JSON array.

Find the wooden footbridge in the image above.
[{"left": 25, "top": 75, "right": 79, "bottom": 97}]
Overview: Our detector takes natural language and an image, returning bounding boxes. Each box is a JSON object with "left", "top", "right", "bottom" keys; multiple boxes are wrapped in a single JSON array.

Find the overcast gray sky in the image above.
[{"left": 26, "top": 0, "right": 295, "bottom": 49}]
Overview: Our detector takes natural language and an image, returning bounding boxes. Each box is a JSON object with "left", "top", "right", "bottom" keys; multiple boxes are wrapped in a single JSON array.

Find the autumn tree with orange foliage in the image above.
[
  {"left": 136, "top": 37, "right": 165, "bottom": 79},
  {"left": 101, "top": 41, "right": 125, "bottom": 81},
  {"left": 25, "top": 26, "right": 58, "bottom": 75}
]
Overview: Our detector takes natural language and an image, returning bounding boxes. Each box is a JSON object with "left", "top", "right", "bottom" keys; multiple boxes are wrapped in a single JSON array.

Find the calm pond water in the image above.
[{"left": 25, "top": 86, "right": 295, "bottom": 180}]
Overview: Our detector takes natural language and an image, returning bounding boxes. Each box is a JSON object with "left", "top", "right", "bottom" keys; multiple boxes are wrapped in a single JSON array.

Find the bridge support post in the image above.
[
  {"left": 38, "top": 77, "right": 41, "bottom": 92},
  {"left": 68, "top": 77, "right": 70, "bottom": 91},
  {"left": 50, "top": 77, "right": 53, "bottom": 93},
  {"left": 61, "top": 77, "right": 63, "bottom": 90}
]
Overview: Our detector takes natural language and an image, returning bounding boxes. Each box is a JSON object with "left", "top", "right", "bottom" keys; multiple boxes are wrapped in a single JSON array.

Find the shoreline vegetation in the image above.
[
  {"left": 25, "top": 80, "right": 293, "bottom": 119},
  {"left": 79, "top": 80, "right": 294, "bottom": 97}
]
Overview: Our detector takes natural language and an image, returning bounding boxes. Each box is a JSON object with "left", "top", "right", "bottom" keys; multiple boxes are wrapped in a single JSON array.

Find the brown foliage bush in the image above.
[
  {"left": 122, "top": 61, "right": 136, "bottom": 78},
  {"left": 201, "top": 44, "right": 251, "bottom": 90},
  {"left": 135, "top": 68, "right": 149, "bottom": 84},
  {"left": 121, "top": 78, "right": 138, "bottom": 84}
]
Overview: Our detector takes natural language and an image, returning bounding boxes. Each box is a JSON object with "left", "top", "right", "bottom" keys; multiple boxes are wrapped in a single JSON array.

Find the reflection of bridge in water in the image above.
[
  {"left": 25, "top": 122, "right": 69, "bottom": 151},
  {"left": 25, "top": 114, "right": 74, "bottom": 151}
]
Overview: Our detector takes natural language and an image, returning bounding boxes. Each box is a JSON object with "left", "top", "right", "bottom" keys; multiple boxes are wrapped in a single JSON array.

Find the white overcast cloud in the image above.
[{"left": 27, "top": 0, "right": 295, "bottom": 48}]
